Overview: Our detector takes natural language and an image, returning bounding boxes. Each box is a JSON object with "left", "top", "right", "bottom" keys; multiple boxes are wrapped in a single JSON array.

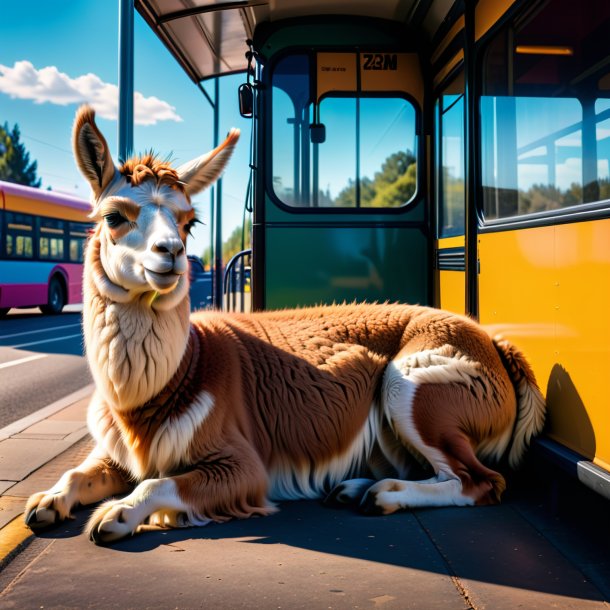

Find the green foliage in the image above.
[
  {"left": 201, "top": 216, "right": 252, "bottom": 269},
  {"left": 0, "top": 122, "right": 42, "bottom": 188},
  {"left": 335, "top": 150, "right": 416, "bottom": 208},
  {"left": 485, "top": 178, "right": 610, "bottom": 219}
]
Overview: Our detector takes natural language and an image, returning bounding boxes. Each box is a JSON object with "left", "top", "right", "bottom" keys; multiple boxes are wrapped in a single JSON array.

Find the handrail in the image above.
[{"left": 223, "top": 248, "right": 252, "bottom": 312}]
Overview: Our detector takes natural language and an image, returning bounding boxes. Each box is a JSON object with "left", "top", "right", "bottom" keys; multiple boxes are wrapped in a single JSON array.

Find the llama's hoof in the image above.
[
  {"left": 325, "top": 478, "right": 375, "bottom": 508},
  {"left": 25, "top": 506, "right": 59, "bottom": 530},
  {"left": 359, "top": 491, "right": 386, "bottom": 516},
  {"left": 86, "top": 501, "right": 137, "bottom": 545}
]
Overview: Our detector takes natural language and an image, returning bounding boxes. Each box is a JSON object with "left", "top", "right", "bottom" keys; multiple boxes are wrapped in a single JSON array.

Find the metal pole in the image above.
[
  {"left": 213, "top": 76, "right": 223, "bottom": 308},
  {"left": 464, "top": 0, "right": 479, "bottom": 320},
  {"left": 118, "top": 0, "right": 134, "bottom": 163}
]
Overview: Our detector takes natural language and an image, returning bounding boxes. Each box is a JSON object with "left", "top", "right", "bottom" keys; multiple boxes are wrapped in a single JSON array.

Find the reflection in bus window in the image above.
[
  {"left": 597, "top": 98, "right": 610, "bottom": 200},
  {"left": 437, "top": 72, "right": 465, "bottom": 237},
  {"left": 271, "top": 54, "right": 417, "bottom": 208},
  {"left": 481, "top": 96, "right": 583, "bottom": 218},
  {"left": 480, "top": 0, "right": 610, "bottom": 220}
]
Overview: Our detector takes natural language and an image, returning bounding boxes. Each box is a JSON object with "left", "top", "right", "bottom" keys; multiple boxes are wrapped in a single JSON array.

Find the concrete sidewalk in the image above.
[
  {"left": 0, "top": 388, "right": 608, "bottom": 609},
  {"left": 0, "top": 385, "right": 93, "bottom": 564}
]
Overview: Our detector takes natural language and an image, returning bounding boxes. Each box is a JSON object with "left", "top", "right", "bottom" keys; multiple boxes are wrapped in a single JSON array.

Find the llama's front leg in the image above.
[
  {"left": 25, "top": 448, "right": 132, "bottom": 529},
  {"left": 87, "top": 444, "right": 273, "bottom": 544}
]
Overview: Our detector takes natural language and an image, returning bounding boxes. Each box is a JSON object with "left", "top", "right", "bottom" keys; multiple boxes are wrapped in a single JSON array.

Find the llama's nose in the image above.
[{"left": 152, "top": 237, "right": 185, "bottom": 259}]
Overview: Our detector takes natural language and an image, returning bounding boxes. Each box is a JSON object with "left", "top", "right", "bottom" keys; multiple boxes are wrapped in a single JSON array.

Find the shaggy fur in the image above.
[{"left": 24, "top": 106, "right": 546, "bottom": 544}]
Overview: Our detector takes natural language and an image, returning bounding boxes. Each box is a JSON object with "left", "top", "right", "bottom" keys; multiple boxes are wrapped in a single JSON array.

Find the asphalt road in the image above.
[{"left": 0, "top": 308, "right": 91, "bottom": 429}]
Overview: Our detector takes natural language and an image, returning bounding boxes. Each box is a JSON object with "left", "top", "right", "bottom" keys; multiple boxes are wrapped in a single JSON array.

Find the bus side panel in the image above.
[
  {"left": 0, "top": 261, "right": 52, "bottom": 308},
  {"left": 437, "top": 236, "right": 465, "bottom": 314},
  {"left": 264, "top": 226, "right": 428, "bottom": 309},
  {"left": 478, "top": 222, "right": 610, "bottom": 473},
  {"left": 57, "top": 263, "right": 85, "bottom": 304},
  {"left": 439, "top": 270, "right": 465, "bottom": 315}
]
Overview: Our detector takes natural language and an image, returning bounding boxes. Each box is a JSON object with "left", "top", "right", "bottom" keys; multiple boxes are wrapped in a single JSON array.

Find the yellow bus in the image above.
[{"left": 136, "top": 0, "right": 610, "bottom": 498}]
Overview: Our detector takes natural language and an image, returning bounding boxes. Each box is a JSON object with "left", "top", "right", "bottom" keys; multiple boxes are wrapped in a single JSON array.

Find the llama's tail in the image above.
[{"left": 493, "top": 337, "right": 546, "bottom": 469}]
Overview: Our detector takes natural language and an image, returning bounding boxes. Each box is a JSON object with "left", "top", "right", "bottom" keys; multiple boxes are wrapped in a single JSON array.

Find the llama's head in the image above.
[{"left": 73, "top": 105, "right": 238, "bottom": 310}]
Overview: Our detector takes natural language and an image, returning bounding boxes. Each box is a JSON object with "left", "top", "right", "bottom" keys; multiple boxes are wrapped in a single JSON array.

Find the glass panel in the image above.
[
  {"left": 480, "top": 0, "right": 610, "bottom": 219},
  {"left": 597, "top": 99, "right": 610, "bottom": 200},
  {"left": 272, "top": 55, "right": 311, "bottom": 207},
  {"left": 317, "top": 97, "right": 356, "bottom": 207},
  {"left": 271, "top": 54, "right": 418, "bottom": 209},
  {"left": 359, "top": 98, "right": 417, "bottom": 208},
  {"left": 437, "top": 72, "right": 465, "bottom": 237},
  {"left": 481, "top": 96, "right": 583, "bottom": 219}
]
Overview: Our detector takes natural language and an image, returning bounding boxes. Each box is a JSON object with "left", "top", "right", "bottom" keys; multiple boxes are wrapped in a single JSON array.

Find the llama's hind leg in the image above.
[{"left": 363, "top": 352, "right": 507, "bottom": 515}]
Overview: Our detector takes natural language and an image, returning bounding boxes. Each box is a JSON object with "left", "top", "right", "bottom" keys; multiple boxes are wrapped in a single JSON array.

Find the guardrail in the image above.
[{"left": 223, "top": 249, "right": 251, "bottom": 312}]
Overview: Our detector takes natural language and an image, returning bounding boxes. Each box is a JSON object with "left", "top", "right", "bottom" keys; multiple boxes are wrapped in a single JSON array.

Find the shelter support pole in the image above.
[{"left": 118, "top": 0, "right": 134, "bottom": 163}]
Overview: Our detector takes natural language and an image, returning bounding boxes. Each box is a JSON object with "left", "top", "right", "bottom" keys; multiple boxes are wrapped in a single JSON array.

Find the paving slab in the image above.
[
  {"left": 0, "top": 496, "right": 25, "bottom": 529},
  {"left": 0, "top": 428, "right": 88, "bottom": 481},
  {"left": 0, "top": 481, "right": 16, "bottom": 495},
  {"left": 16, "top": 417, "right": 86, "bottom": 437},
  {"left": 7, "top": 436, "right": 94, "bottom": 498}
]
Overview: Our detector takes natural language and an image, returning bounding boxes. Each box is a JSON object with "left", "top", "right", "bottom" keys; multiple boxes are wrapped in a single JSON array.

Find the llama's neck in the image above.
[{"left": 82, "top": 237, "right": 191, "bottom": 411}]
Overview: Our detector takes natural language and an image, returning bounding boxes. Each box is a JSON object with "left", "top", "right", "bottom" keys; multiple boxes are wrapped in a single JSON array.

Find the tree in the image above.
[
  {"left": 0, "top": 122, "right": 42, "bottom": 187},
  {"left": 201, "top": 216, "right": 252, "bottom": 270},
  {"left": 335, "top": 150, "right": 416, "bottom": 208}
]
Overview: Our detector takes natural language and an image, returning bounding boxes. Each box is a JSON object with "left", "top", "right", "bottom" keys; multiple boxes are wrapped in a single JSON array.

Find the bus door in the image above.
[
  {"left": 253, "top": 38, "right": 430, "bottom": 310},
  {"left": 434, "top": 69, "right": 466, "bottom": 314},
  {"left": 433, "top": 30, "right": 466, "bottom": 314}
]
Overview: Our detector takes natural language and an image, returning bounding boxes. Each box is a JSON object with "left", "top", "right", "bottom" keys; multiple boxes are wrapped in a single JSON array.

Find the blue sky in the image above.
[{"left": 0, "top": 0, "right": 252, "bottom": 257}]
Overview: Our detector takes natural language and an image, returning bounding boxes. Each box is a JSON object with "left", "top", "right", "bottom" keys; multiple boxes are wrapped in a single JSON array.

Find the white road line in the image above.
[
  {"left": 12, "top": 333, "right": 83, "bottom": 349},
  {"left": 0, "top": 323, "right": 81, "bottom": 340},
  {"left": 0, "top": 353, "right": 48, "bottom": 370}
]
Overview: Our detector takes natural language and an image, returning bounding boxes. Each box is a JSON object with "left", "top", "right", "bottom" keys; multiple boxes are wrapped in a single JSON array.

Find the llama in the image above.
[{"left": 25, "top": 106, "right": 546, "bottom": 544}]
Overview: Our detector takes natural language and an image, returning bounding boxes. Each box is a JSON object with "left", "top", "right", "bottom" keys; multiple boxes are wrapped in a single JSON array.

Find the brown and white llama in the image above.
[{"left": 25, "top": 105, "right": 546, "bottom": 544}]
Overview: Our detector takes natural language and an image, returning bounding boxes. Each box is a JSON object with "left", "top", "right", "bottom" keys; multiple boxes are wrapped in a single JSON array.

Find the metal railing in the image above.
[{"left": 223, "top": 249, "right": 252, "bottom": 312}]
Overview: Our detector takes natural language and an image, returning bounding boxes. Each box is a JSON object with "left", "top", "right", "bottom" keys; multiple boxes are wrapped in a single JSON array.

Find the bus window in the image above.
[
  {"left": 6, "top": 212, "right": 34, "bottom": 258},
  {"left": 39, "top": 217, "right": 66, "bottom": 261},
  {"left": 437, "top": 72, "right": 465, "bottom": 237},
  {"left": 69, "top": 222, "right": 91, "bottom": 262},
  {"left": 480, "top": 0, "right": 610, "bottom": 221},
  {"left": 271, "top": 54, "right": 417, "bottom": 209}
]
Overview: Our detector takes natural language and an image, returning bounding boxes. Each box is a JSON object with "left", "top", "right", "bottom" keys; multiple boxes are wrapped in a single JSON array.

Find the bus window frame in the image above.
[
  {"left": 266, "top": 47, "right": 425, "bottom": 215},
  {"left": 474, "top": 0, "right": 610, "bottom": 234}
]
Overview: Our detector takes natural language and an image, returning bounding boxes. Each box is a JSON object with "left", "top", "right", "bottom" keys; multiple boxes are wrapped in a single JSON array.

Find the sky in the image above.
[{"left": 0, "top": 0, "right": 253, "bottom": 257}]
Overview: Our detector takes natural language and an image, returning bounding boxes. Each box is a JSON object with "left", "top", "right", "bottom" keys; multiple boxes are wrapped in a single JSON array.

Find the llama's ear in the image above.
[
  {"left": 72, "top": 105, "right": 117, "bottom": 199},
  {"left": 177, "top": 128, "right": 240, "bottom": 197}
]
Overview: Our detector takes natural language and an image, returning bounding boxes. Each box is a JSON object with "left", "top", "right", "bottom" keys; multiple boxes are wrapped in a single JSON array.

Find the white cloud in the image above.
[{"left": 0, "top": 60, "right": 182, "bottom": 125}]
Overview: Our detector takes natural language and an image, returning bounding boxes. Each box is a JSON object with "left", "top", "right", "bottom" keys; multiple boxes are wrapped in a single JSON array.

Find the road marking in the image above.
[
  {"left": 12, "top": 333, "right": 82, "bottom": 349},
  {"left": 0, "top": 323, "right": 81, "bottom": 340},
  {"left": 0, "top": 353, "right": 48, "bottom": 370}
]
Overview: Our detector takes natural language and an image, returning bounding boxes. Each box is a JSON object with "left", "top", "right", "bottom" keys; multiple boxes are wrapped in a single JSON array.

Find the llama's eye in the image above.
[
  {"left": 104, "top": 212, "right": 128, "bottom": 228},
  {"left": 184, "top": 218, "right": 200, "bottom": 237}
]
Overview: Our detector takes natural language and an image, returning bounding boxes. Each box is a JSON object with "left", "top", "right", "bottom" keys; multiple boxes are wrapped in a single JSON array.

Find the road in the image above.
[{"left": 0, "top": 308, "right": 91, "bottom": 429}]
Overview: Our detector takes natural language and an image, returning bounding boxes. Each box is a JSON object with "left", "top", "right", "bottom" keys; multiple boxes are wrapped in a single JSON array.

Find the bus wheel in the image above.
[
  {"left": 0, "top": 308, "right": 9, "bottom": 318},
  {"left": 40, "top": 277, "right": 65, "bottom": 315}
]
